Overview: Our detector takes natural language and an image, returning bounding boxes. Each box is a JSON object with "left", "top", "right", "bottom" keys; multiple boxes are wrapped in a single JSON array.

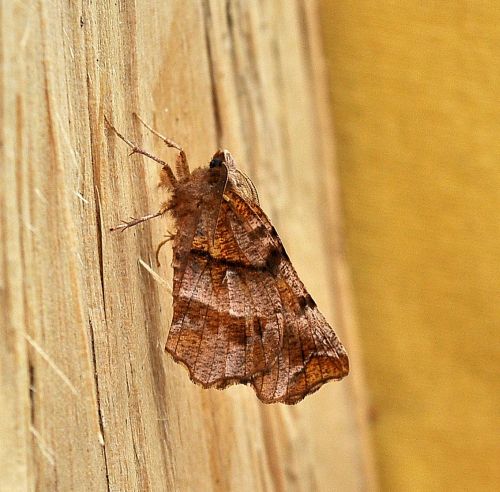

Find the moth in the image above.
[{"left": 107, "top": 115, "right": 349, "bottom": 404}]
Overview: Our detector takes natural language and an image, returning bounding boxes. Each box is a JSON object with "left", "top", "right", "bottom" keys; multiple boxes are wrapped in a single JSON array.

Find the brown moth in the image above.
[{"left": 107, "top": 115, "right": 349, "bottom": 404}]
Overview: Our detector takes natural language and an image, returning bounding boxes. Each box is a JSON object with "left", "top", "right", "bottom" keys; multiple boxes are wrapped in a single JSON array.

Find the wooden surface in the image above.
[{"left": 1, "top": 1, "right": 375, "bottom": 491}]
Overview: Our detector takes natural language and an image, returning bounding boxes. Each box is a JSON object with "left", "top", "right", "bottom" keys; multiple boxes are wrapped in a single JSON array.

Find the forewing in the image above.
[
  {"left": 252, "top": 270, "right": 349, "bottom": 404},
  {"left": 166, "top": 256, "right": 284, "bottom": 388},
  {"left": 166, "top": 168, "right": 284, "bottom": 387},
  {"left": 221, "top": 189, "right": 349, "bottom": 404}
]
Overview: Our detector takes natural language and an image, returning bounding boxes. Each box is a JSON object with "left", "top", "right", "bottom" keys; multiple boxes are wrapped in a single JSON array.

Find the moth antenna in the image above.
[
  {"left": 104, "top": 115, "right": 177, "bottom": 188},
  {"left": 133, "top": 113, "right": 190, "bottom": 181}
]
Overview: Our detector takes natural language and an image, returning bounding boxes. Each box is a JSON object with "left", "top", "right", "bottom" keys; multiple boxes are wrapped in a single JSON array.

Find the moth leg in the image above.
[
  {"left": 104, "top": 115, "right": 177, "bottom": 188},
  {"left": 155, "top": 232, "right": 175, "bottom": 267},
  {"left": 159, "top": 165, "right": 174, "bottom": 189},
  {"left": 134, "top": 113, "right": 190, "bottom": 181},
  {"left": 110, "top": 201, "right": 171, "bottom": 232}
]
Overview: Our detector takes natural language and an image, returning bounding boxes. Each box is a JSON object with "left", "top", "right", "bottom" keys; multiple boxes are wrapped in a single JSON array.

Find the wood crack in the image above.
[
  {"left": 88, "top": 318, "right": 111, "bottom": 492},
  {"left": 84, "top": 63, "right": 111, "bottom": 491},
  {"left": 202, "top": 2, "right": 222, "bottom": 146}
]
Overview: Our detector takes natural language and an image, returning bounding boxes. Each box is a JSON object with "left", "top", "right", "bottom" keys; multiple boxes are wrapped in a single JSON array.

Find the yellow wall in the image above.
[{"left": 320, "top": 2, "right": 500, "bottom": 491}]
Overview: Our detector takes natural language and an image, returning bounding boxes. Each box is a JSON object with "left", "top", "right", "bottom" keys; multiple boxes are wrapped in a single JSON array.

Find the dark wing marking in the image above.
[{"left": 252, "top": 276, "right": 349, "bottom": 404}]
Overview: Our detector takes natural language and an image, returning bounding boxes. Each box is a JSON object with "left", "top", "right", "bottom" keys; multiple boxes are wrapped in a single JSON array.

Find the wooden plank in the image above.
[{"left": 0, "top": 1, "right": 376, "bottom": 490}]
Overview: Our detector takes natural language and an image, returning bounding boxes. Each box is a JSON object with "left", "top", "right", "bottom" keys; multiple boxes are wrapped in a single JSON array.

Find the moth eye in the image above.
[{"left": 209, "top": 158, "right": 223, "bottom": 168}]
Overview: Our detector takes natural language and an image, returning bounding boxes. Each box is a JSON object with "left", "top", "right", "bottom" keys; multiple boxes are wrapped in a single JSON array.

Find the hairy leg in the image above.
[
  {"left": 110, "top": 201, "right": 171, "bottom": 232},
  {"left": 104, "top": 115, "right": 177, "bottom": 188},
  {"left": 134, "top": 113, "right": 190, "bottom": 181},
  {"left": 155, "top": 233, "right": 176, "bottom": 267}
]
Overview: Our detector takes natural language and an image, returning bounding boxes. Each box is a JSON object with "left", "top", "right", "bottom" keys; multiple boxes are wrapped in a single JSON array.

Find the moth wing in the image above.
[
  {"left": 167, "top": 169, "right": 348, "bottom": 399},
  {"left": 222, "top": 189, "right": 349, "bottom": 404},
  {"left": 166, "top": 168, "right": 284, "bottom": 387},
  {"left": 251, "top": 265, "right": 349, "bottom": 404},
  {"left": 166, "top": 256, "right": 284, "bottom": 388}
]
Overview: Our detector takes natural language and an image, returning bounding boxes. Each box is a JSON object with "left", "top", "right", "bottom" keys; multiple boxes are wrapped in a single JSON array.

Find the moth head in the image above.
[
  {"left": 209, "top": 149, "right": 260, "bottom": 204},
  {"left": 209, "top": 149, "right": 236, "bottom": 170}
]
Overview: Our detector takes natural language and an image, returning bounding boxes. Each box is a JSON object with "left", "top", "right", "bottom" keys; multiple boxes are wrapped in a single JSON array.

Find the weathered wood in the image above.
[{"left": 1, "top": 1, "right": 376, "bottom": 490}]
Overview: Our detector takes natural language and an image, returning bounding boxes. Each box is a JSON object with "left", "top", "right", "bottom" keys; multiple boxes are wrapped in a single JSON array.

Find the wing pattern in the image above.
[{"left": 166, "top": 164, "right": 348, "bottom": 404}]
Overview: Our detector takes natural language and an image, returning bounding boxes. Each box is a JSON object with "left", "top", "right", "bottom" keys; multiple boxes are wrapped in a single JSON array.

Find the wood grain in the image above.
[{"left": 1, "top": 1, "right": 376, "bottom": 490}]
